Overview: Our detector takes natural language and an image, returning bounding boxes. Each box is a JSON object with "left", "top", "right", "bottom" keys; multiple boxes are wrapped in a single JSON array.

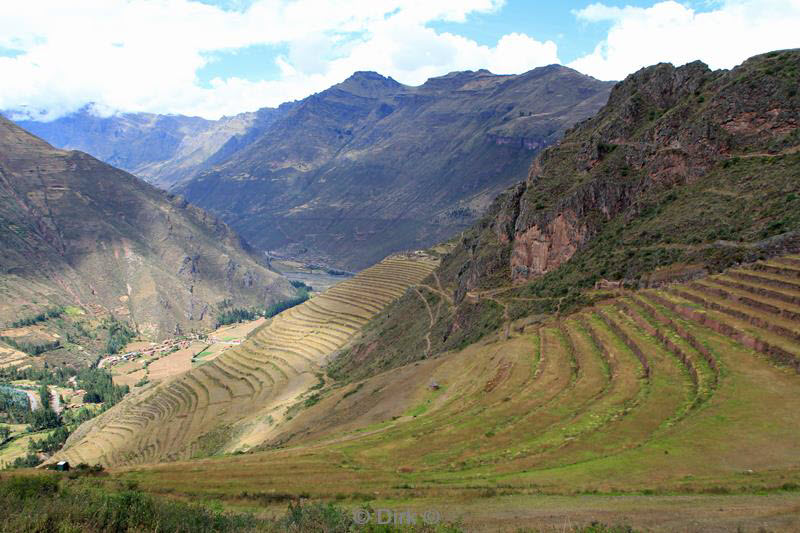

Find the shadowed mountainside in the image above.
[
  {"left": 11, "top": 67, "right": 612, "bottom": 270},
  {"left": 175, "top": 66, "right": 613, "bottom": 269},
  {"left": 0, "top": 116, "right": 294, "bottom": 341}
]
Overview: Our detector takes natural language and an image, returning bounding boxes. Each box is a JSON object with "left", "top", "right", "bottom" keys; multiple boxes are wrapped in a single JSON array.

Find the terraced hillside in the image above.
[
  {"left": 49, "top": 254, "right": 438, "bottom": 467},
  {"left": 118, "top": 255, "right": 800, "bottom": 530}
]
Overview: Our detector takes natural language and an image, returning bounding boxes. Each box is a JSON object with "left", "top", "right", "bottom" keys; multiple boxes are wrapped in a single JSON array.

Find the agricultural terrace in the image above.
[
  {"left": 49, "top": 254, "right": 439, "bottom": 467},
  {"left": 113, "top": 254, "right": 800, "bottom": 531}
]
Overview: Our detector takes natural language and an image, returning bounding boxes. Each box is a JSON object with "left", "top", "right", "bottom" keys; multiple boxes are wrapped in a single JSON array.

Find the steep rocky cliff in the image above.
[
  {"left": 331, "top": 49, "right": 800, "bottom": 381},
  {"left": 455, "top": 50, "right": 799, "bottom": 296},
  {"left": 0, "top": 116, "right": 294, "bottom": 343},
  {"left": 174, "top": 66, "right": 613, "bottom": 269}
]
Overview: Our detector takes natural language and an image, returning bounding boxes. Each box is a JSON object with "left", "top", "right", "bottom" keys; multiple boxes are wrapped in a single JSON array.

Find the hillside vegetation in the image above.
[{"left": 112, "top": 253, "right": 800, "bottom": 531}]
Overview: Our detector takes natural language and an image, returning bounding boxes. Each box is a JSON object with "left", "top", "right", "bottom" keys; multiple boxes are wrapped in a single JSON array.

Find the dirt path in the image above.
[
  {"left": 49, "top": 387, "right": 62, "bottom": 414},
  {"left": 413, "top": 288, "right": 434, "bottom": 357},
  {"left": 23, "top": 390, "right": 41, "bottom": 411},
  {"left": 431, "top": 272, "right": 453, "bottom": 305}
]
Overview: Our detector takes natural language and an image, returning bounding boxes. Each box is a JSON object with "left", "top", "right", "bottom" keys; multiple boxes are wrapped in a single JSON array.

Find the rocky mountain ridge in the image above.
[
  {"left": 11, "top": 106, "right": 284, "bottom": 188},
  {"left": 330, "top": 49, "right": 800, "bottom": 379},
  {"left": 175, "top": 65, "right": 613, "bottom": 269},
  {"left": 12, "top": 66, "right": 614, "bottom": 270}
]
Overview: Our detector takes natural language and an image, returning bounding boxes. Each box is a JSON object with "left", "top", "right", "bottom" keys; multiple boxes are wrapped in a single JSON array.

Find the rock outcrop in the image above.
[{"left": 450, "top": 49, "right": 800, "bottom": 297}]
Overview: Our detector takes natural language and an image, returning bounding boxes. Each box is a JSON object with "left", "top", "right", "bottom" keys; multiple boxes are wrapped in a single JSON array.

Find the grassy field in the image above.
[
  {"left": 96, "top": 254, "right": 800, "bottom": 531},
  {"left": 0, "top": 426, "right": 55, "bottom": 469}
]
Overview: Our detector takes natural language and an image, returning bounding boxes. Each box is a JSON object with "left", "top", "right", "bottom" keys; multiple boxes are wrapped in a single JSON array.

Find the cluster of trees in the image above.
[
  {"left": 1, "top": 387, "right": 59, "bottom": 430},
  {"left": 290, "top": 280, "right": 313, "bottom": 291},
  {"left": 9, "top": 307, "right": 64, "bottom": 328},
  {"left": 1, "top": 365, "right": 130, "bottom": 469},
  {"left": 27, "top": 425, "right": 69, "bottom": 454},
  {"left": 104, "top": 318, "right": 135, "bottom": 354},
  {"left": 0, "top": 388, "right": 29, "bottom": 424},
  {"left": 0, "top": 336, "right": 61, "bottom": 356},
  {"left": 214, "top": 308, "right": 258, "bottom": 328},
  {"left": 28, "top": 408, "right": 60, "bottom": 431},
  {"left": 265, "top": 291, "right": 309, "bottom": 318},
  {"left": 76, "top": 368, "right": 129, "bottom": 404},
  {"left": 0, "top": 366, "right": 71, "bottom": 387}
]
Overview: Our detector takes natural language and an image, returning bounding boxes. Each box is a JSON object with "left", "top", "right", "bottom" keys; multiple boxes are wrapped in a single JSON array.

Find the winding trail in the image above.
[{"left": 413, "top": 287, "right": 435, "bottom": 357}]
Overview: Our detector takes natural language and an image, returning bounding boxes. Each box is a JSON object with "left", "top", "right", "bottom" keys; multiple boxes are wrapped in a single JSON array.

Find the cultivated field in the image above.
[
  {"left": 0, "top": 343, "right": 26, "bottom": 369},
  {"left": 49, "top": 254, "right": 439, "bottom": 467},
  {"left": 112, "top": 254, "right": 800, "bottom": 531}
]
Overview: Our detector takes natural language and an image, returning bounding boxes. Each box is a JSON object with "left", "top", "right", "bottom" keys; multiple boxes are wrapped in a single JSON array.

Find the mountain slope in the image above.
[
  {"left": 12, "top": 107, "right": 284, "bottom": 188},
  {"left": 49, "top": 253, "right": 438, "bottom": 466},
  {"left": 0, "top": 116, "right": 293, "bottom": 342},
  {"left": 330, "top": 49, "right": 800, "bottom": 379},
  {"left": 175, "top": 66, "right": 613, "bottom": 269}
]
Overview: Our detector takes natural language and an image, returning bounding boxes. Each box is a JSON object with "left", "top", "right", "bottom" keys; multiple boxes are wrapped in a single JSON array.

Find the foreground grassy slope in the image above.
[
  {"left": 115, "top": 255, "right": 800, "bottom": 530},
  {"left": 48, "top": 254, "right": 438, "bottom": 467}
]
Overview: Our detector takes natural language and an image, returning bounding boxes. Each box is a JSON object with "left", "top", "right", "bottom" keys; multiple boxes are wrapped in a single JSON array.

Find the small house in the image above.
[{"left": 55, "top": 460, "right": 70, "bottom": 471}]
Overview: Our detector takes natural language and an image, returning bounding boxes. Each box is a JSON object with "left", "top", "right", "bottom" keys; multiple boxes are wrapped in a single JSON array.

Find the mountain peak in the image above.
[{"left": 334, "top": 71, "right": 404, "bottom": 97}]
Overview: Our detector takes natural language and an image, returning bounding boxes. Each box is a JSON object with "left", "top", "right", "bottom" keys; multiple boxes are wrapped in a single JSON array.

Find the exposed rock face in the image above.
[
  {"left": 446, "top": 50, "right": 800, "bottom": 297},
  {"left": 511, "top": 211, "right": 587, "bottom": 281},
  {"left": 0, "top": 117, "right": 294, "bottom": 339}
]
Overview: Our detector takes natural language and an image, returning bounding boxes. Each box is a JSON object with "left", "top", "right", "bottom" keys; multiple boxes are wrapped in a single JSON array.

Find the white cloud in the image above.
[
  {"left": 570, "top": 0, "right": 800, "bottom": 81},
  {"left": 0, "top": 0, "right": 560, "bottom": 120}
]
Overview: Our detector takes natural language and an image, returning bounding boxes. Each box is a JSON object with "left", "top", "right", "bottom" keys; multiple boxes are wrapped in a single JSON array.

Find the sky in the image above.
[{"left": 1, "top": 0, "right": 799, "bottom": 120}]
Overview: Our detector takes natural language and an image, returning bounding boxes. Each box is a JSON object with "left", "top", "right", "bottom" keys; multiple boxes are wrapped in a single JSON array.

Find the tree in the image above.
[
  {"left": 39, "top": 384, "right": 50, "bottom": 410},
  {"left": 0, "top": 426, "right": 10, "bottom": 442}
]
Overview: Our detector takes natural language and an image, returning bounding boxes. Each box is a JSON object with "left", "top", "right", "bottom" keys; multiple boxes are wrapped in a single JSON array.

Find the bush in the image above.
[
  {"left": 9, "top": 452, "right": 43, "bottom": 469},
  {"left": 0, "top": 474, "right": 59, "bottom": 498}
]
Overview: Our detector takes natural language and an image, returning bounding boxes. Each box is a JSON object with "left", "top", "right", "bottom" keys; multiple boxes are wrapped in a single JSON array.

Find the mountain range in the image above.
[{"left": 14, "top": 66, "right": 614, "bottom": 270}]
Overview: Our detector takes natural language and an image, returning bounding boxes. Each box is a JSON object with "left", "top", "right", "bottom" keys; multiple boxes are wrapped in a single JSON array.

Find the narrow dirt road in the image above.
[
  {"left": 49, "top": 387, "right": 62, "bottom": 414},
  {"left": 23, "top": 390, "right": 41, "bottom": 411}
]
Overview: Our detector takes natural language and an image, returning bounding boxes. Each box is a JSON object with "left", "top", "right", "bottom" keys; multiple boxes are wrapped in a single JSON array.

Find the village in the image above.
[{"left": 104, "top": 317, "right": 264, "bottom": 388}]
